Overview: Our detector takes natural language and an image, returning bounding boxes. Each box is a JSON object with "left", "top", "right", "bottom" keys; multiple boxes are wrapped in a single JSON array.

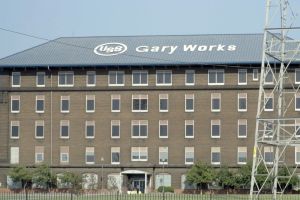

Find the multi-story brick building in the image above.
[{"left": 0, "top": 34, "right": 299, "bottom": 192}]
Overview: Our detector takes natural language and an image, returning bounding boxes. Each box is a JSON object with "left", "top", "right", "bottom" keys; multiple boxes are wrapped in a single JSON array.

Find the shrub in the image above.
[{"left": 157, "top": 186, "right": 174, "bottom": 193}]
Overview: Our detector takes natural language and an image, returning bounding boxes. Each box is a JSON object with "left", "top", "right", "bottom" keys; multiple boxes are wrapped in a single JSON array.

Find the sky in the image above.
[{"left": 0, "top": 0, "right": 299, "bottom": 59}]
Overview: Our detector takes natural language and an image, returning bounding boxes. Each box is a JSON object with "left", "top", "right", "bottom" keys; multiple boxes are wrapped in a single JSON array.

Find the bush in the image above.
[{"left": 157, "top": 186, "right": 174, "bottom": 193}]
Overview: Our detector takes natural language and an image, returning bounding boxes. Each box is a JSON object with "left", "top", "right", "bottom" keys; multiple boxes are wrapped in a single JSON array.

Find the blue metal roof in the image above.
[{"left": 0, "top": 34, "right": 265, "bottom": 67}]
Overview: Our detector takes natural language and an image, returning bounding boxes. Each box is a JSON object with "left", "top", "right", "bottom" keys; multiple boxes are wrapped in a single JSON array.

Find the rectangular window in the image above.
[
  {"left": 10, "top": 121, "right": 19, "bottom": 139},
  {"left": 132, "top": 94, "right": 148, "bottom": 112},
  {"left": 85, "top": 147, "right": 95, "bottom": 164},
  {"left": 185, "top": 94, "right": 194, "bottom": 112},
  {"left": 35, "top": 120, "right": 44, "bottom": 139},
  {"left": 264, "top": 69, "right": 274, "bottom": 84},
  {"left": 111, "top": 147, "right": 120, "bottom": 164},
  {"left": 264, "top": 146, "right": 274, "bottom": 164},
  {"left": 238, "top": 93, "right": 247, "bottom": 112},
  {"left": 208, "top": 70, "right": 224, "bottom": 85},
  {"left": 58, "top": 71, "right": 74, "bottom": 87},
  {"left": 61, "top": 96, "right": 70, "bottom": 113},
  {"left": 86, "top": 121, "right": 95, "bottom": 139},
  {"left": 295, "top": 69, "right": 300, "bottom": 84},
  {"left": 185, "top": 147, "right": 194, "bottom": 165},
  {"left": 131, "top": 147, "right": 148, "bottom": 161},
  {"left": 35, "top": 146, "right": 44, "bottom": 164},
  {"left": 253, "top": 69, "right": 259, "bottom": 81},
  {"left": 295, "top": 119, "right": 300, "bottom": 137},
  {"left": 238, "top": 69, "right": 247, "bottom": 85},
  {"left": 111, "top": 120, "right": 120, "bottom": 138},
  {"left": 159, "top": 147, "right": 168, "bottom": 164},
  {"left": 132, "top": 70, "right": 148, "bottom": 86},
  {"left": 264, "top": 121, "right": 274, "bottom": 138},
  {"left": 264, "top": 93, "right": 274, "bottom": 111},
  {"left": 156, "top": 70, "right": 172, "bottom": 86},
  {"left": 132, "top": 120, "right": 148, "bottom": 138},
  {"left": 111, "top": 95, "right": 120, "bottom": 112},
  {"left": 237, "top": 147, "right": 247, "bottom": 164},
  {"left": 36, "top": 72, "right": 45, "bottom": 87},
  {"left": 36, "top": 95, "right": 45, "bottom": 113},
  {"left": 238, "top": 119, "right": 247, "bottom": 138},
  {"left": 12, "top": 72, "right": 21, "bottom": 87},
  {"left": 185, "top": 70, "right": 195, "bottom": 86},
  {"left": 211, "top": 120, "right": 221, "bottom": 138},
  {"left": 211, "top": 93, "right": 221, "bottom": 112},
  {"left": 185, "top": 120, "right": 194, "bottom": 138},
  {"left": 159, "top": 94, "right": 168, "bottom": 112},
  {"left": 295, "top": 93, "right": 300, "bottom": 111},
  {"left": 211, "top": 147, "right": 221, "bottom": 165},
  {"left": 86, "top": 71, "right": 96, "bottom": 86},
  {"left": 60, "top": 120, "right": 69, "bottom": 139},
  {"left": 295, "top": 146, "right": 300, "bottom": 164},
  {"left": 159, "top": 120, "right": 168, "bottom": 138},
  {"left": 10, "top": 147, "right": 19, "bottom": 164},
  {"left": 11, "top": 96, "right": 20, "bottom": 113},
  {"left": 109, "top": 71, "right": 124, "bottom": 86},
  {"left": 86, "top": 95, "right": 95, "bottom": 113},
  {"left": 60, "top": 146, "right": 69, "bottom": 164}
]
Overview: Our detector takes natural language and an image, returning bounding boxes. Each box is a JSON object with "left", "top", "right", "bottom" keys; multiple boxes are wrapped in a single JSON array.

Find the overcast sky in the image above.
[{"left": 0, "top": 0, "right": 299, "bottom": 59}]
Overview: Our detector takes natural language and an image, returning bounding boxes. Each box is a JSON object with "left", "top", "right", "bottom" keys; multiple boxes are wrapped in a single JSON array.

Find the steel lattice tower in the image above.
[{"left": 250, "top": 0, "right": 300, "bottom": 200}]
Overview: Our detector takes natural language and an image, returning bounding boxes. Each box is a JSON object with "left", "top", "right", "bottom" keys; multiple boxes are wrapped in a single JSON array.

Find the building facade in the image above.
[{"left": 0, "top": 34, "right": 299, "bottom": 192}]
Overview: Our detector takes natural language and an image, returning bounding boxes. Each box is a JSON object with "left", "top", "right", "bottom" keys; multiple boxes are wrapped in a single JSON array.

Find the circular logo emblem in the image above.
[{"left": 94, "top": 42, "right": 127, "bottom": 56}]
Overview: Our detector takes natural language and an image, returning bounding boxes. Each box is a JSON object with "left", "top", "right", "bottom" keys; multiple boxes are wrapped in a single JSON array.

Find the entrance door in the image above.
[{"left": 132, "top": 180, "right": 145, "bottom": 193}]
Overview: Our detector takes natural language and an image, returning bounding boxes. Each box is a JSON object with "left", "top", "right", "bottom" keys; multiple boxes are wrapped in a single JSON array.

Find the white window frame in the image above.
[
  {"left": 185, "top": 120, "right": 194, "bottom": 139},
  {"left": 264, "top": 93, "right": 274, "bottom": 111},
  {"left": 159, "top": 147, "right": 168, "bottom": 164},
  {"left": 131, "top": 147, "right": 148, "bottom": 161},
  {"left": 185, "top": 70, "right": 195, "bottom": 86},
  {"left": 86, "top": 71, "right": 96, "bottom": 87},
  {"left": 85, "top": 121, "right": 95, "bottom": 139},
  {"left": 295, "top": 119, "right": 300, "bottom": 138},
  {"left": 237, "top": 147, "right": 247, "bottom": 165},
  {"left": 211, "top": 120, "right": 221, "bottom": 138},
  {"left": 10, "top": 147, "right": 19, "bottom": 164},
  {"left": 85, "top": 147, "right": 95, "bottom": 164},
  {"left": 185, "top": 94, "right": 194, "bottom": 112},
  {"left": 35, "top": 120, "right": 44, "bottom": 139},
  {"left": 108, "top": 71, "right": 125, "bottom": 86},
  {"left": 35, "top": 146, "right": 44, "bottom": 164},
  {"left": 111, "top": 95, "right": 121, "bottom": 112},
  {"left": 156, "top": 70, "right": 172, "bottom": 86},
  {"left": 86, "top": 95, "right": 95, "bottom": 113},
  {"left": 36, "top": 72, "right": 45, "bottom": 87},
  {"left": 159, "top": 120, "right": 168, "bottom": 138},
  {"left": 11, "top": 72, "right": 21, "bottom": 87},
  {"left": 211, "top": 147, "right": 221, "bottom": 165},
  {"left": 60, "top": 96, "right": 70, "bottom": 113},
  {"left": 11, "top": 95, "right": 20, "bottom": 113},
  {"left": 132, "top": 70, "right": 148, "bottom": 86},
  {"left": 264, "top": 120, "right": 274, "bottom": 138},
  {"left": 132, "top": 94, "right": 148, "bottom": 112},
  {"left": 264, "top": 146, "right": 274, "bottom": 165},
  {"left": 185, "top": 147, "right": 194, "bottom": 165},
  {"left": 159, "top": 94, "right": 169, "bottom": 112},
  {"left": 208, "top": 69, "right": 224, "bottom": 85},
  {"left": 10, "top": 121, "right": 20, "bottom": 139},
  {"left": 295, "top": 93, "right": 300, "bottom": 111},
  {"left": 295, "top": 146, "right": 300, "bottom": 164},
  {"left": 238, "top": 93, "right": 247, "bottom": 112},
  {"left": 36, "top": 95, "right": 45, "bottom": 113},
  {"left": 264, "top": 69, "right": 274, "bottom": 85},
  {"left": 60, "top": 146, "right": 69, "bottom": 164},
  {"left": 60, "top": 120, "right": 70, "bottom": 139},
  {"left": 295, "top": 69, "right": 300, "bottom": 84},
  {"left": 131, "top": 120, "right": 148, "bottom": 138},
  {"left": 211, "top": 93, "right": 221, "bottom": 112},
  {"left": 238, "top": 69, "right": 247, "bottom": 85},
  {"left": 111, "top": 147, "right": 120, "bottom": 165},
  {"left": 253, "top": 69, "right": 259, "bottom": 81},
  {"left": 238, "top": 119, "right": 247, "bottom": 138},
  {"left": 111, "top": 120, "right": 120, "bottom": 139},
  {"left": 58, "top": 71, "right": 74, "bottom": 87}
]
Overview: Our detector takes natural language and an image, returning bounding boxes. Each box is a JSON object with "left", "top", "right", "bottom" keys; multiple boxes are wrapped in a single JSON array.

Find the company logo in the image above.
[{"left": 94, "top": 43, "right": 127, "bottom": 56}]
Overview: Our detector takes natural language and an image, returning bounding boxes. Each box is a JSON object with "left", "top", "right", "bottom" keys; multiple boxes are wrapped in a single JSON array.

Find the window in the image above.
[
  {"left": 86, "top": 71, "right": 96, "bottom": 86},
  {"left": 131, "top": 147, "right": 148, "bottom": 161},
  {"left": 185, "top": 94, "right": 194, "bottom": 112},
  {"left": 60, "top": 120, "right": 69, "bottom": 139},
  {"left": 185, "top": 147, "right": 194, "bottom": 165},
  {"left": 111, "top": 147, "right": 120, "bottom": 164},
  {"left": 85, "top": 147, "right": 95, "bottom": 164},
  {"left": 111, "top": 95, "right": 121, "bottom": 112},
  {"left": 12, "top": 72, "right": 21, "bottom": 87},
  {"left": 264, "top": 93, "right": 274, "bottom": 111},
  {"left": 35, "top": 120, "right": 44, "bottom": 139},
  {"left": 86, "top": 95, "right": 95, "bottom": 113},
  {"left": 185, "top": 70, "right": 195, "bottom": 86},
  {"left": 211, "top": 120, "right": 221, "bottom": 138},
  {"left": 211, "top": 93, "right": 221, "bottom": 112},
  {"left": 132, "top": 70, "right": 148, "bottom": 86},
  {"left": 35, "top": 146, "right": 44, "bottom": 163},
  {"left": 58, "top": 71, "right": 74, "bottom": 86},
  {"left": 264, "top": 121, "right": 274, "bottom": 138},
  {"left": 295, "top": 93, "right": 300, "bottom": 111},
  {"left": 238, "top": 93, "right": 247, "bottom": 112},
  {"left": 82, "top": 173, "right": 98, "bottom": 189},
  {"left": 185, "top": 120, "right": 194, "bottom": 138},
  {"left": 238, "top": 119, "right": 247, "bottom": 138},
  {"left": 36, "top": 72, "right": 45, "bottom": 87},
  {"left": 132, "top": 94, "right": 148, "bottom": 112},
  {"left": 156, "top": 70, "right": 172, "bottom": 86},
  {"left": 237, "top": 147, "right": 247, "bottom": 164},
  {"left": 132, "top": 120, "right": 148, "bottom": 138},
  {"left": 295, "top": 146, "right": 300, "bottom": 164},
  {"left": 109, "top": 71, "right": 124, "bottom": 86},
  {"left": 159, "top": 94, "right": 168, "bottom": 112},
  {"left": 10, "top": 147, "right": 19, "bottom": 164},
  {"left": 253, "top": 69, "right": 259, "bottom": 81},
  {"left": 155, "top": 174, "right": 171, "bottom": 189},
  {"left": 111, "top": 120, "right": 120, "bottom": 138},
  {"left": 60, "top": 146, "right": 69, "bottom": 164},
  {"left": 159, "top": 120, "right": 168, "bottom": 138},
  {"left": 295, "top": 119, "right": 300, "bottom": 137},
  {"left": 86, "top": 121, "right": 95, "bottom": 139},
  {"left": 208, "top": 70, "right": 224, "bottom": 85},
  {"left": 10, "top": 121, "right": 19, "bottom": 139},
  {"left": 159, "top": 147, "right": 168, "bottom": 164},
  {"left": 264, "top": 146, "right": 274, "bottom": 164},
  {"left": 264, "top": 69, "right": 274, "bottom": 84},
  {"left": 181, "top": 174, "right": 196, "bottom": 190},
  {"left": 238, "top": 69, "right": 247, "bottom": 85},
  {"left": 211, "top": 147, "right": 221, "bottom": 165},
  {"left": 61, "top": 96, "right": 70, "bottom": 113},
  {"left": 11, "top": 96, "right": 20, "bottom": 113},
  {"left": 36, "top": 95, "right": 45, "bottom": 113},
  {"left": 295, "top": 69, "right": 300, "bottom": 84}
]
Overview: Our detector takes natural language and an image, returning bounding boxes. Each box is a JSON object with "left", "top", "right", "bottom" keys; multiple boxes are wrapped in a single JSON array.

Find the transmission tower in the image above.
[{"left": 250, "top": 0, "right": 300, "bottom": 200}]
